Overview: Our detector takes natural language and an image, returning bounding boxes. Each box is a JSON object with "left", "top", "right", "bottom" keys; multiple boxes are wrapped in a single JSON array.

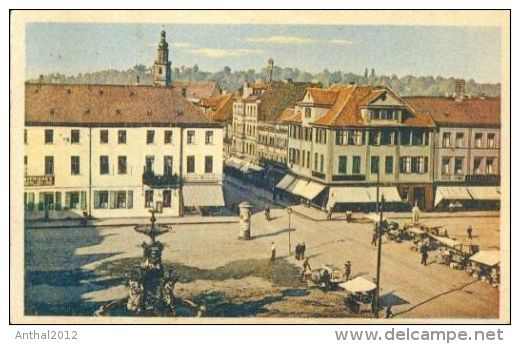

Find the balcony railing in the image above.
[
  {"left": 465, "top": 174, "right": 500, "bottom": 185},
  {"left": 332, "top": 174, "right": 366, "bottom": 181},
  {"left": 25, "top": 175, "right": 55, "bottom": 187},
  {"left": 142, "top": 172, "right": 180, "bottom": 188}
]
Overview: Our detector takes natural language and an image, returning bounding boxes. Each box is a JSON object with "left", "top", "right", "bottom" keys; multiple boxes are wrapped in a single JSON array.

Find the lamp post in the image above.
[
  {"left": 287, "top": 207, "right": 293, "bottom": 254},
  {"left": 374, "top": 193, "right": 385, "bottom": 318}
]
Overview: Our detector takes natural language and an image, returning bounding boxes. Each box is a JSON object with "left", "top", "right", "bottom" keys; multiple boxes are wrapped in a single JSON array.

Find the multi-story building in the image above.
[
  {"left": 229, "top": 80, "right": 315, "bottom": 179},
  {"left": 23, "top": 31, "right": 225, "bottom": 220},
  {"left": 280, "top": 85, "right": 436, "bottom": 211},
  {"left": 405, "top": 96, "right": 501, "bottom": 209}
]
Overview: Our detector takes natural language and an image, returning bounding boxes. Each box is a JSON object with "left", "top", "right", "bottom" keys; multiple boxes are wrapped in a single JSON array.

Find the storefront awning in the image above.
[
  {"left": 367, "top": 187, "right": 403, "bottom": 203},
  {"left": 183, "top": 184, "right": 225, "bottom": 207},
  {"left": 276, "top": 174, "right": 296, "bottom": 191},
  {"left": 328, "top": 187, "right": 372, "bottom": 209},
  {"left": 434, "top": 187, "right": 473, "bottom": 206},
  {"left": 226, "top": 158, "right": 263, "bottom": 173},
  {"left": 467, "top": 187, "right": 501, "bottom": 201},
  {"left": 293, "top": 180, "right": 326, "bottom": 200},
  {"left": 469, "top": 250, "right": 500, "bottom": 267}
]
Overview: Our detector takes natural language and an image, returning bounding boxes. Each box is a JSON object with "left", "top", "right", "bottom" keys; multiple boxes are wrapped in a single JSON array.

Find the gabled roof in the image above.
[
  {"left": 25, "top": 83, "right": 212, "bottom": 126},
  {"left": 208, "top": 94, "right": 234, "bottom": 123},
  {"left": 257, "top": 81, "right": 317, "bottom": 122},
  {"left": 277, "top": 107, "right": 296, "bottom": 123},
  {"left": 172, "top": 80, "right": 221, "bottom": 99},
  {"left": 404, "top": 96, "right": 500, "bottom": 127},
  {"left": 313, "top": 85, "right": 435, "bottom": 127},
  {"left": 304, "top": 88, "right": 339, "bottom": 106}
]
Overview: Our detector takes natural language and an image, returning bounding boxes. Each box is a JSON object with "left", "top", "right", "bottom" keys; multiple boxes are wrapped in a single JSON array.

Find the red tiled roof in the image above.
[
  {"left": 208, "top": 94, "right": 233, "bottom": 123},
  {"left": 404, "top": 96, "right": 500, "bottom": 127},
  {"left": 172, "top": 80, "right": 221, "bottom": 99},
  {"left": 313, "top": 85, "right": 435, "bottom": 127},
  {"left": 25, "top": 83, "right": 212, "bottom": 126},
  {"left": 305, "top": 88, "right": 339, "bottom": 106}
]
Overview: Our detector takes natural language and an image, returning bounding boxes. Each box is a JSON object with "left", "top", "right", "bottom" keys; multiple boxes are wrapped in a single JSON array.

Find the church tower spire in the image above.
[{"left": 153, "top": 30, "right": 172, "bottom": 86}]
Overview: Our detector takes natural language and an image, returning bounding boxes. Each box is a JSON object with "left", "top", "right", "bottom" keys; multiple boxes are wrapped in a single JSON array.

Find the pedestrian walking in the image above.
[
  {"left": 412, "top": 202, "right": 420, "bottom": 224},
  {"left": 344, "top": 261, "right": 352, "bottom": 281},
  {"left": 300, "top": 242, "right": 306, "bottom": 259},
  {"left": 345, "top": 210, "right": 352, "bottom": 223},
  {"left": 420, "top": 244, "right": 428, "bottom": 266},
  {"left": 294, "top": 243, "right": 301, "bottom": 260},
  {"left": 270, "top": 242, "right": 276, "bottom": 264},
  {"left": 371, "top": 229, "right": 378, "bottom": 246},
  {"left": 467, "top": 225, "right": 473, "bottom": 240},
  {"left": 301, "top": 257, "right": 312, "bottom": 281},
  {"left": 326, "top": 207, "right": 333, "bottom": 221}
]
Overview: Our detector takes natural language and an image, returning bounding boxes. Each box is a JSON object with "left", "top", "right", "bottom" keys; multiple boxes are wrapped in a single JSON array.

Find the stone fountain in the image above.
[{"left": 94, "top": 210, "right": 205, "bottom": 317}]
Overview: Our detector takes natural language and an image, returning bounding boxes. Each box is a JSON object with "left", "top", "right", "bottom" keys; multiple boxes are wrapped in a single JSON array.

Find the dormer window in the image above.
[{"left": 371, "top": 108, "right": 396, "bottom": 120}]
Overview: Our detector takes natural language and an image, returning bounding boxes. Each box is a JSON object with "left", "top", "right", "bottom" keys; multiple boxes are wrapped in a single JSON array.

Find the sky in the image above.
[{"left": 25, "top": 23, "right": 501, "bottom": 83}]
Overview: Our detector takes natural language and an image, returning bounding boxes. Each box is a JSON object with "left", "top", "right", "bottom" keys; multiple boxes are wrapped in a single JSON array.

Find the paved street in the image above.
[{"left": 24, "top": 181, "right": 500, "bottom": 319}]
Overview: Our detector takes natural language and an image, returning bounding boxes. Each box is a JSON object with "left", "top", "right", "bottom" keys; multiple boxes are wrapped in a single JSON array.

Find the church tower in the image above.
[{"left": 153, "top": 30, "right": 172, "bottom": 86}]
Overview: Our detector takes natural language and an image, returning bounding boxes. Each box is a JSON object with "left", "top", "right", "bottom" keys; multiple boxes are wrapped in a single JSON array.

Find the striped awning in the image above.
[{"left": 434, "top": 187, "right": 473, "bottom": 206}]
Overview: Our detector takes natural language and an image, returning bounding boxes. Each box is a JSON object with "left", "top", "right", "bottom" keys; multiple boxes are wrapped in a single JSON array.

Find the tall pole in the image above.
[
  {"left": 374, "top": 194, "right": 385, "bottom": 319},
  {"left": 287, "top": 207, "right": 292, "bottom": 254}
]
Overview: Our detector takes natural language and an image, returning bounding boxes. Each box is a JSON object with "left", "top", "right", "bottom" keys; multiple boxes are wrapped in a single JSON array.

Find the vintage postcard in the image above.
[{"left": 10, "top": 10, "right": 510, "bottom": 324}]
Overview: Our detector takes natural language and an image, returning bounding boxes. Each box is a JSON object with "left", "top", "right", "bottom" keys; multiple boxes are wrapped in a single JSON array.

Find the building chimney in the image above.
[{"left": 454, "top": 79, "right": 466, "bottom": 99}]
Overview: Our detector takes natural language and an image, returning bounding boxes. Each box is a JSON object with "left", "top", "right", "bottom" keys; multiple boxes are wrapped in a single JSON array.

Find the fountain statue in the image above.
[{"left": 94, "top": 209, "right": 205, "bottom": 317}]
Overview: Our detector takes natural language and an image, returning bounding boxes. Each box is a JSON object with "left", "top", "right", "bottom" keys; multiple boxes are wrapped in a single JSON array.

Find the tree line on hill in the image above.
[{"left": 29, "top": 64, "right": 500, "bottom": 97}]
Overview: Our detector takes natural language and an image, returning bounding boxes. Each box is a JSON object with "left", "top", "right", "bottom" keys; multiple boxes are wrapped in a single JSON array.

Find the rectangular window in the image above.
[
  {"left": 486, "top": 158, "right": 495, "bottom": 174},
  {"left": 385, "top": 156, "right": 393, "bottom": 174},
  {"left": 71, "top": 156, "right": 80, "bottom": 175},
  {"left": 71, "top": 130, "right": 80, "bottom": 144},
  {"left": 24, "top": 156, "right": 27, "bottom": 175},
  {"left": 116, "top": 191, "right": 127, "bottom": 209},
  {"left": 442, "top": 132, "right": 451, "bottom": 147},
  {"left": 24, "top": 192, "right": 35, "bottom": 211},
  {"left": 145, "top": 156, "right": 155, "bottom": 173},
  {"left": 100, "top": 130, "right": 109, "bottom": 144},
  {"left": 205, "top": 156, "right": 213, "bottom": 173},
  {"left": 94, "top": 191, "right": 109, "bottom": 209},
  {"left": 380, "top": 130, "right": 393, "bottom": 145},
  {"left": 118, "top": 156, "right": 127, "bottom": 174},
  {"left": 146, "top": 130, "right": 155, "bottom": 144},
  {"left": 411, "top": 130, "right": 424, "bottom": 145},
  {"left": 442, "top": 157, "right": 451, "bottom": 175},
  {"left": 400, "top": 157, "right": 412, "bottom": 173},
  {"left": 314, "top": 152, "right": 318, "bottom": 171},
  {"left": 305, "top": 107, "right": 311, "bottom": 118},
  {"left": 473, "top": 157, "right": 483, "bottom": 174},
  {"left": 371, "top": 156, "right": 380, "bottom": 174},
  {"left": 100, "top": 156, "right": 109, "bottom": 175},
  {"left": 44, "top": 156, "right": 54, "bottom": 175},
  {"left": 454, "top": 157, "right": 464, "bottom": 175},
  {"left": 474, "top": 133, "right": 483, "bottom": 148},
  {"left": 306, "top": 151, "right": 310, "bottom": 168},
  {"left": 45, "top": 129, "right": 53, "bottom": 144},
  {"left": 187, "top": 130, "right": 195, "bottom": 144},
  {"left": 163, "top": 190, "right": 172, "bottom": 208},
  {"left": 118, "top": 130, "right": 126, "bottom": 144},
  {"left": 487, "top": 133, "right": 496, "bottom": 148},
  {"left": 336, "top": 130, "right": 347, "bottom": 145},
  {"left": 24, "top": 129, "right": 27, "bottom": 144},
  {"left": 320, "top": 155, "right": 324, "bottom": 173},
  {"left": 164, "top": 156, "right": 173, "bottom": 175},
  {"left": 400, "top": 129, "right": 412, "bottom": 146},
  {"left": 352, "top": 156, "right": 361, "bottom": 174},
  {"left": 66, "top": 191, "right": 80, "bottom": 210},
  {"left": 455, "top": 133, "right": 464, "bottom": 148},
  {"left": 145, "top": 190, "right": 154, "bottom": 208},
  {"left": 368, "top": 130, "right": 380, "bottom": 145},
  {"left": 205, "top": 131, "right": 214, "bottom": 144},
  {"left": 338, "top": 156, "right": 347, "bottom": 174},
  {"left": 164, "top": 130, "right": 172, "bottom": 144},
  {"left": 55, "top": 192, "right": 62, "bottom": 211},
  {"left": 187, "top": 156, "right": 195, "bottom": 173}
]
